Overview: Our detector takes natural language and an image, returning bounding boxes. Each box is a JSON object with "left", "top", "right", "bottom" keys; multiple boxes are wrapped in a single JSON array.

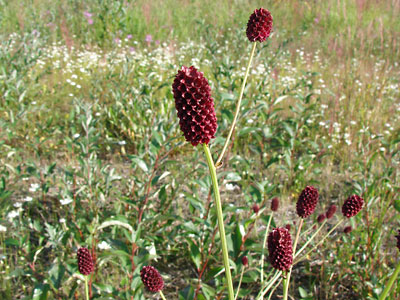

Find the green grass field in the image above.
[{"left": 1, "top": 0, "right": 399, "bottom": 299}]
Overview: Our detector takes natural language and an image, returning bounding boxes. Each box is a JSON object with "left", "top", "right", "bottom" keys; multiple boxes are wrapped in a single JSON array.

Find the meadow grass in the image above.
[{"left": 0, "top": 0, "right": 399, "bottom": 299}]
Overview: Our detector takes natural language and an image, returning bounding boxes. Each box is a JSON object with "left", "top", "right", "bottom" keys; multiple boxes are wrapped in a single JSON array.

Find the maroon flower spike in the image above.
[
  {"left": 172, "top": 66, "right": 217, "bottom": 146},
  {"left": 344, "top": 226, "right": 353, "bottom": 234},
  {"left": 271, "top": 197, "right": 279, "bottom": 212},
  {"left": 246, "top": 8, "right": 273, "bottom": 43},
  {"left": 326, "top": 204, "right": 337, "bottom": 219},
  {"left": 296, "top": 186, "right": 319, "bottom": 218},
  {"left": 342, "top": 195, "right": 364, "bottom": 218},
  {"left": 241, "top": 256, "right": 249, "bottom": 267},
  {"left": 396, "top": 230, "right": 400, "bottom": 252},
  {"left": 317, "top": 214, "right": 326, "bottom": 223},
  {"left": 140, "top": 266, "right": 164, "bottom": 293},
  {"left": 267, "top": 228, "right": 293, "bottom": 271},
  {"left": 77, "top": 247, "right": 94, "bottom": 275},
  {"left": 285, "top": 224, "right": 291, "bottom": 231},
  {"left": 252, "top": 204, "right": 260, "bottom": 214}
]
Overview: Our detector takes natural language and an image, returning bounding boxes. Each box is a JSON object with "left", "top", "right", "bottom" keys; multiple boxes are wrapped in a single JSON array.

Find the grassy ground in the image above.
[{"left": 0, "top": 0, "right": 399, "bottom": 299}]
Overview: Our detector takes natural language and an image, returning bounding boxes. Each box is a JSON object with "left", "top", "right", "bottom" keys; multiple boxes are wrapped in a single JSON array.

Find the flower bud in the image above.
[
  {"left": 396, "top": 230, "right": 400, "bottom": 252},
  {"left": 252, "top": 204, "right": 260, "bottom": 214},
  {"left": 344, "top": 226, "right": 352, "bottom": 234},
  {"left": 271, "top": 197, "right": 279, "bottom": 212},
  {"left": 317, "top": 214, "right": 326, "bottom": 223},
  {"left": 325, "top": 204, "right": 337, "bottom": 219},
  {"left": 241, "top": 256, "right": 249, "bottom": 267}
]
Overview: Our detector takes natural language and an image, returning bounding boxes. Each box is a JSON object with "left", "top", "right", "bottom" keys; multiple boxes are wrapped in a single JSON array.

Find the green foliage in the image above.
[{"left": 0, "top": 0, "right": 399, "bottom": 299}]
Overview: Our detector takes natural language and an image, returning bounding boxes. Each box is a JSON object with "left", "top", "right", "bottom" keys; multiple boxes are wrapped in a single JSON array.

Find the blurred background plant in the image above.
[{"left": 0, "top": 0, "right": 399, "bottom": 299}]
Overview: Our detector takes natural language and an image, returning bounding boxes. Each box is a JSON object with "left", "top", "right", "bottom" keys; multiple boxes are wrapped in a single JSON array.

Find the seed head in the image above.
[
  {"left": 317, "top": 214, "right": 326, "bottom": 223},
  {"left": 140, "top": 266, "right": 164, "bottom": 293},
  {"left": 296, "top": 186, "right": 319, "bottom": 218},
  {"left": 271, "top": 197, "right": 279, "bottom": 212},
  {"left": 267, "top": 228, "right": 293, "bottom": 271},
  {"left": 77, "top": 247, "right": 94, "bottom": 275},
  {"left": 396, "top": 230, "right": 400, "bottom": 252},
  {"left": 241, "top": 256, "right": 249, "bottom": 267},
  {"left": 326, "top": 204, "right": 337, "bottom": 219},
  {"left": 246, "top": 8, "right": 273, "bottom": 43},
  {"left": 342, "top": 195, "right": 364, "bottom": 218},
  {"left": 252, "top": 204, "right": 260, "bottom": 214},
  {"left": 172, "top": 66, "right": 217, "bottom": 146},
  {"left": 344, "top": 226, "right": 353, "bottom": 234}
]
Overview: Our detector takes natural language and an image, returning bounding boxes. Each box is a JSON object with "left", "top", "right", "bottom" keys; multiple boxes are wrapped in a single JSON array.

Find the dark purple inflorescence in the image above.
[
  {"left": 140, "top": 266, "right": 164, "bottom": 293},
  {"left": 253, "top": 204, "right": 260, "bottom": 214},
  {"left": 77, "top": 247, "right": 94, "bottom": 275},
  {"left": 342, "top": 195, "right": 364, "bottom": 218},
  {"left": 317, "top": 214, "right": 326, "bottom": 223},
  {"left": 271, "top": 197, "right": 279, "bottom": 212},
  {"left": 172, "top": 66, "right": 217, "bottom": 146},
  {"left": 241, "top": 256, "right": 249, "bottom": 267},
  {"left": 246, "top": 8, "right": 273, "bottom": 42},
  {"left": 344, "top": 226, "right": 353, "bottom": 234},
  {"left": 326, "top": 204, "right": 337, "bottom": 219},
  {"left": 267, "top": 228, "right": 293, "bottom": 271},
  {"left": 296, "top": 186, "right": 319, "bottom": 218},
  {"left": 396, "top": 230, "right": 400, "bottom": 252}
]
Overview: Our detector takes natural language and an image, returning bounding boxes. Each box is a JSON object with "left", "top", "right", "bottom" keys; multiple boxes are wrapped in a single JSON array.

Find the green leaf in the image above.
[{"left": 394, "top": 199, "right": 400, "bottom": 213}]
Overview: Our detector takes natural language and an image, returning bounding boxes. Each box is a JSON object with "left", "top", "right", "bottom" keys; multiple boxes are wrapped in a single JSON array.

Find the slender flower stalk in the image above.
[
  {"left": 215, "top": 42, "right": 257, "bottom": 167},
  {"left": 283, "top": 219, "right": 303, "bottom": 300},
  {"left": 257, "top": 270, "right": 282, "bottom": 299},
  {"left": 84, "top": 275, "right": 89, "bottom": 300},
  {"left": 294, "top": 219, "right": 327, "bottom": 259},
  {"left": 260, "top": 213, "right": 273, "bottom": 283},
  {"left": 379, "top": 230, "right": 400, "bottom": 300},
  {"left": 203, "top": 143, "right": 234, "bottom": 300},
  {"left": 234, "top": 257, "right": 247, "bottom": 300}
]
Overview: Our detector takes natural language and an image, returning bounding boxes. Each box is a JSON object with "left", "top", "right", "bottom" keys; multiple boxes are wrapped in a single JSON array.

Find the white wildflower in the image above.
[
  {"left": 98, "top": 241, "right": 112, "bottom": 250},
  {"left": 29, "top": 183, "right": 40, "bottom": 192},
  {"left": 0, "top": 225, "right": 6, "bottom": 232},
  {"left": 60, "top": 198, "right": 73, "bottom": 205}
]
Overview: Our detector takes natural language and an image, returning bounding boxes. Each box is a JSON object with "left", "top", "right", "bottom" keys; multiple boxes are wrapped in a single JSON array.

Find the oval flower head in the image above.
[
  {"left": 172, "top": 66, "right": 217, "bottom": 146},
  {"left": 395, "top": 230, "right": 400, "bottom": 252},
  {"left": 77, "top": 247, "right": 94, "bottom": 275},
  {"left": 140, "top": 266, "right": 164, "bottom": 293},
  {"left": 342, "top": 195, "right": 364, "bottom": 218},
  {"left": 296, "top": 186, "right": 319, "bottom": 218},
  {"left": 267, "top": 227, "right": 293, "bottom": 271},
  {"left": 246, "top": 8, "right": 273, "bottom": 42}
]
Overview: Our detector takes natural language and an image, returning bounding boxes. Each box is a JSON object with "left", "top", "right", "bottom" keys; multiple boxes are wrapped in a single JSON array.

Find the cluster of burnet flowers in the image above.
[{"left": 266, "top": 186, "right": 365, "bottom": 272}]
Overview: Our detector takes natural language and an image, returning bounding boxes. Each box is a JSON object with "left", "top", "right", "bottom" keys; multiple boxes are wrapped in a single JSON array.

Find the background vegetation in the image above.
[{"left": 0, "top": 0, "right": 399, "bottom": 299}]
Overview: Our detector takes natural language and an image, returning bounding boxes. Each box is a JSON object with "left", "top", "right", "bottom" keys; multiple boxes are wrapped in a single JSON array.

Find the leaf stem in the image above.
[
  {"left": 216, "top": 42, "right": 257, "bottom": 167},
  {"left": 202, "top": 143, "right": 234, "bottom": 300}
]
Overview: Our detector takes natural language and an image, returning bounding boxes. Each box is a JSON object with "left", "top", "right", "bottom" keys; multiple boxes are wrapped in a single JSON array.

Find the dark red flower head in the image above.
[
  {"left": 396, "top": 230, "right": 400, "bottom": 252},
  {"left": 271, "top": 197, "right": 279, "bottom": 212},
  {"left": 140, "top": 266, "right": 164, "bottom": 293},
  {"left": 252, "top": 204, "right": 260, "bottom": 214},
  {"left": 267, "top": 228, "right": 293, "bottom": 271},
  {"left": 344, "top": 226, "right": 353, "bottom": 234},
  {"left": 241, "top": 256, "right": 249, "bottom": 267},
  {"left": 77, "top": 247, "right": 94, "bottom": 275},
  {"left": 326, "top": 204, "right": 337, "bottom": 219},
  {"left": 342, "top": 195, "right": 364, "bottom": 218},
  {"left": 317, "top": 214, "right": 326, "bottom": 223},
  {"left": 172, "top": 66, "right": 217, "bottom": 146},
  {"left": 246, "top": 8, "right": 273, "bottom": 43},
  {"left": 296, "top": 186, "right": 319, "bottom": 218}
]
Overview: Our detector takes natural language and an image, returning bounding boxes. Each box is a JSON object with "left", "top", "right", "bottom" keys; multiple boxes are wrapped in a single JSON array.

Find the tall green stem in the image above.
[
  {"left": 159, "top": 290, "right": 167, "bottom": 300},
  {"left": 216, "top": 42, "right": 257, "bottom": 167},
  {"left": 379, "top": 259, "right": 400, "bottom": 300},
  {"left": 84, "top": 275, "right": 90, "bottom": 300},
  {"left": 283, "top": 218, "right": 303, "bottom": 300},
  {"left": 202, "top": 143, "right": 234, "bottom": 300}
]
